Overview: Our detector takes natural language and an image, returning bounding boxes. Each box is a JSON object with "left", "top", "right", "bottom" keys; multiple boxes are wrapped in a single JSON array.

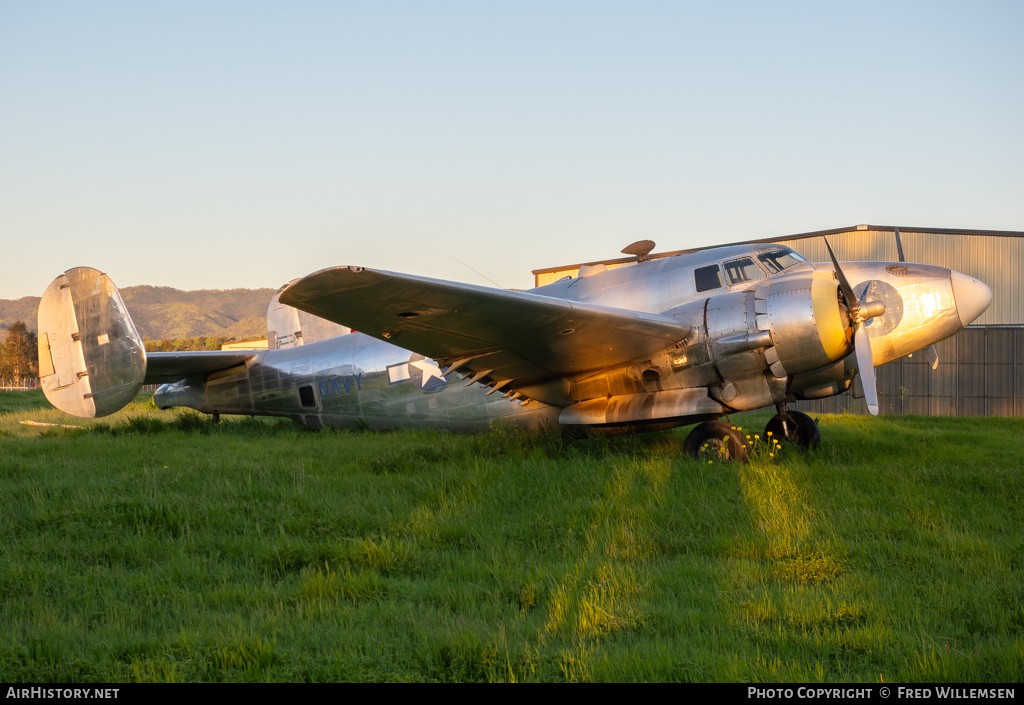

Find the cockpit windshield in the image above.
[
  {"left": 757, "top": 249, "right": 807, "bottom": 274},
  {"left": 723, "top": 257, "right": 766, "bottom": 285}
]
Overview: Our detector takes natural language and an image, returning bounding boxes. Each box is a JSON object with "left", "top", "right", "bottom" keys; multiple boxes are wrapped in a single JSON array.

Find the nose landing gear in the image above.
[{"left": 765, "top": 405, "right": 820, "bottom": 449}]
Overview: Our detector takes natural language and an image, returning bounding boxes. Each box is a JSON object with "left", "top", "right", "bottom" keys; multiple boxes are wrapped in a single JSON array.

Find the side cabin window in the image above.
[
  {"left": 757, "top": 249, "right": 807, "bottom": 274},
  {"left": 724, "top": 257, "right": 766, "bottom": 286},
  {"left": 694, "top": 264, "right": 723, "bottom": 293}
]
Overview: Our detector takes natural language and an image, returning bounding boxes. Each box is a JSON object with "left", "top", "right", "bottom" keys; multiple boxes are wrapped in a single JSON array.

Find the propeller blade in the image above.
[
  {"left": 895, "top": 227, "right": 906, "bottom": 263},
  {"left": 925, "top": 344, "right": 939, "bottom": 370},
  {"left": 823, "top": 237, "right": 859, "bottom": 313},
  {"left": 854, "top": 324, "right": 879, "bottom": 415}
]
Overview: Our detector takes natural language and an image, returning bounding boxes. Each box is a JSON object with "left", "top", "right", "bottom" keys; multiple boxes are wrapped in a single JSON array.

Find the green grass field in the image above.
[{"left": 0, "top": 390, "right": 1021, "bottom": 682}]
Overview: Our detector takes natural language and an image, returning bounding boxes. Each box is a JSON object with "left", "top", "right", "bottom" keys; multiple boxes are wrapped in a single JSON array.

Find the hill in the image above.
[{"left": 0, "top": 285, "right": 277, "bottom": 341}]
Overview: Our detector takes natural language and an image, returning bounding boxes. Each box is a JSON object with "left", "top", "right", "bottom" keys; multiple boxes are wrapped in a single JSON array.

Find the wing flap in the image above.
[
  {"left": 559, "top": 389, "right": 723, "bottom": 425},
  {"left": 280, "top": 267, "right": 689, "bottom": 388}
]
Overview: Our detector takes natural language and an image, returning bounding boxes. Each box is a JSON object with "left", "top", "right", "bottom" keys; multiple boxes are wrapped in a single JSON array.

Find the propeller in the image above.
[
  {"left": 823, "top": 238, "right": 886, "bottom": 415},
  {"left": 895, "top": 227, "right": 939, "bottom": 370}
]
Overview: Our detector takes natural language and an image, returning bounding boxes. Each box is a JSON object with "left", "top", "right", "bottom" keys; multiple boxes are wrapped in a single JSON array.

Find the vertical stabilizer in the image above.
[
  {"left": 37, "top": 267, "right": 146, "bottom": 417},
  {"left": 266, "top": 281, "right": 351, "bottom": 349}
]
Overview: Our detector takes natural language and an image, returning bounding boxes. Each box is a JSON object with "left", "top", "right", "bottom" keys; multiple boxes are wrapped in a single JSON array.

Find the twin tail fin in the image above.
[{"left": 37, "top": 267, "right": 146, "bottom": 418}]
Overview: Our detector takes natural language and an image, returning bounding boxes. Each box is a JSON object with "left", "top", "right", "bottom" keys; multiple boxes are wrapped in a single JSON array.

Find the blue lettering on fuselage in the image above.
[{"left": 318, "top": 373, "right": 362, "bottom": 399}]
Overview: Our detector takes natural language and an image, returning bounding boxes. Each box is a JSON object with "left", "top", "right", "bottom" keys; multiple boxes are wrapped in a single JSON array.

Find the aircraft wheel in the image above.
[
  {"left": 764, "top": 410, "right": 820, "bottom": 449},
  {"left": 683, "top": 420, "right": 750, "bottom": 463}
]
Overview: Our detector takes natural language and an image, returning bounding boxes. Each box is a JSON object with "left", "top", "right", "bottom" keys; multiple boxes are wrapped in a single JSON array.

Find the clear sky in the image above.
[{"left": 1, "top": 1, "right": 1021, "bottom": 299}]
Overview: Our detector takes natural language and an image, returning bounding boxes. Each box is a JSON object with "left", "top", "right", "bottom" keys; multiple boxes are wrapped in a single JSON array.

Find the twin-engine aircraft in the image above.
[{"left": 37, "top": 236, "right": 991, "bottom": 460}]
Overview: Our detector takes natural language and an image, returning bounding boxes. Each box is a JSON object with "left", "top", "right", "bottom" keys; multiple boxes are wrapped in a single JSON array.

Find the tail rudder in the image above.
[
  {"left": 266, "top": 280, "right": 351, "bottom": 349},
  {"left": 37, "top": 267, "right": 146, "bottom": 418}
]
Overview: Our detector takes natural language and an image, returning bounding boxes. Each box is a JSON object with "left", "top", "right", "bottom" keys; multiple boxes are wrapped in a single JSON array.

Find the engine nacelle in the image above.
[
  {"left": 678, "top": 267, "right": 850, "bottom": 410},
  {"left": 757, "top": 267, "right": 850, "bottom": 377}
]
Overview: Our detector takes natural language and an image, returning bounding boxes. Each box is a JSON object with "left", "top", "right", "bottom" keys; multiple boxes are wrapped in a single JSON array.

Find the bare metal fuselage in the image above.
[
  {"left": 154, "top": 332, "right": 560, "bottom": 431},
  {"left": 149, "top": 243, "right": 989, "bottom": 432}
]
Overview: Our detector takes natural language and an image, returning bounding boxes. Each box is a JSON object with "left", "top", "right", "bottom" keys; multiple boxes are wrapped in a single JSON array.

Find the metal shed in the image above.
[{"left": 531, "top": 225, "right": 1024, "bottom": 417}]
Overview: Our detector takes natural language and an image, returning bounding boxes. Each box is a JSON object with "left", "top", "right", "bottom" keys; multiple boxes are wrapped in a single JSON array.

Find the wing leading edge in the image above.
[{"left": 279, "top": 266, "right": 690, "bottom": 400}]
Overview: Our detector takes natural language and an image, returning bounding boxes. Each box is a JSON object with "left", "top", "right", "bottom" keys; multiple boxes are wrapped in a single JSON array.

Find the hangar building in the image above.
[{"left": 532, "top": 225, "right": 1024, "bottom": 417}]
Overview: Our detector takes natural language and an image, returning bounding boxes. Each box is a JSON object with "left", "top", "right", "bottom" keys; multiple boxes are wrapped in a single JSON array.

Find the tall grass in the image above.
[{"left": 0, "top": 391, "right": 1021, "bottom": 681}]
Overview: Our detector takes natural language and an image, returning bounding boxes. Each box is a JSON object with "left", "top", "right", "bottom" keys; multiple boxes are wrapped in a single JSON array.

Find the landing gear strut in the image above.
[
  {"left": 765, "top": 405, "right": 820, "bottom": 449},
  {"left": 683, "top": 419, "right": 750, "bottom": 462}
]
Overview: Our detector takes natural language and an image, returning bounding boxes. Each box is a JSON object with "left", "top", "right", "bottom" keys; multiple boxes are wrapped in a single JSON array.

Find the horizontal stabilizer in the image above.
[
  {"left": 38, "top": 267, "right": 257, "bottom": 418},
  {"left": 145, "top": 351, "right": 257, "bottom": 384},
  {"left": 38, "top": 267, "right": 146, "bottom": 418}
]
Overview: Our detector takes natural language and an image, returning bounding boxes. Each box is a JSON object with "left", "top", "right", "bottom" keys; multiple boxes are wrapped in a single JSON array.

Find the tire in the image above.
[
  {"left": 683, "top": 420, "right": 750, "bottom": 462},
  {"left": 764, "top": 410, "right": 821, "bottom": 449}
]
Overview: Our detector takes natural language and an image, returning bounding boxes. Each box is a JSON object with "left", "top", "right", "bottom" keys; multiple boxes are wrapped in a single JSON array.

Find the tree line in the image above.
[{"left": 0, "top": 321, "right": 38, "bottom": 380}]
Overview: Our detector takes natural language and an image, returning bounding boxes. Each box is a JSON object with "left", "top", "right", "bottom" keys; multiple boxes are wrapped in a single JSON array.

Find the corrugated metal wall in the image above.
[
  {"left": 535, "top": 262, "right": 631, "bottom": 287},
  {"left": 793, "top": 326, "right": 1023, "bottom": 417}
]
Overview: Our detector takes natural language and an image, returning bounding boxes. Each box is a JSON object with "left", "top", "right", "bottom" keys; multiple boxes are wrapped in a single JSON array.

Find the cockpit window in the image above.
[
  {"left": 695, "top": 264, "right": 723, "bottom": 292},
  {"left": 724, "top": 257, "right": 766, "bottom": 285},
  {"left": 757, "top": 249, "right": 808, "bottom": 274}
]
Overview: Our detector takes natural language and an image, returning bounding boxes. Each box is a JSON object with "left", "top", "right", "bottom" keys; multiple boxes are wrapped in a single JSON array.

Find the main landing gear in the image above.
[
  {"left": 682, "top": 419, "right": 750, "bottom": 463},
  {"left": 682, "top": 405, "right": 821, "bottom": 462},
  {"left": 764, "top": 404, "right": 820, "bottom": 449}
]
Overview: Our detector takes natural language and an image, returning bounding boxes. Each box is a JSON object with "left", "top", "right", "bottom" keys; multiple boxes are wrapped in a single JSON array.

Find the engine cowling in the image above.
[{"left": 757, "top": 268, "right": 850, "bottom": 377}]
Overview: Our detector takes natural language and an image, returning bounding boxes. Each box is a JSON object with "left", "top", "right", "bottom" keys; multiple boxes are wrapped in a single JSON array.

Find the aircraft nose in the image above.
[{"left": 950, "top": 271, "right": 992, "bottom": 327}]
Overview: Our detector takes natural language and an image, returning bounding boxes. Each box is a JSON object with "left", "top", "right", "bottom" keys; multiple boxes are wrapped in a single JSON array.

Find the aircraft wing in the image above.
[
  {"left": 279, "top": 266, "right": 689, "bottom": 392},
  {"left": 145, "top": 351, "right": 257, "bottom": 384}
]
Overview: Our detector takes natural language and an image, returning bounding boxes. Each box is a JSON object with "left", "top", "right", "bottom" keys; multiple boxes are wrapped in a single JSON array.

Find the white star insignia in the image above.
[{"left": 410, "top": 359, "right": 445, "bottom": 387}]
